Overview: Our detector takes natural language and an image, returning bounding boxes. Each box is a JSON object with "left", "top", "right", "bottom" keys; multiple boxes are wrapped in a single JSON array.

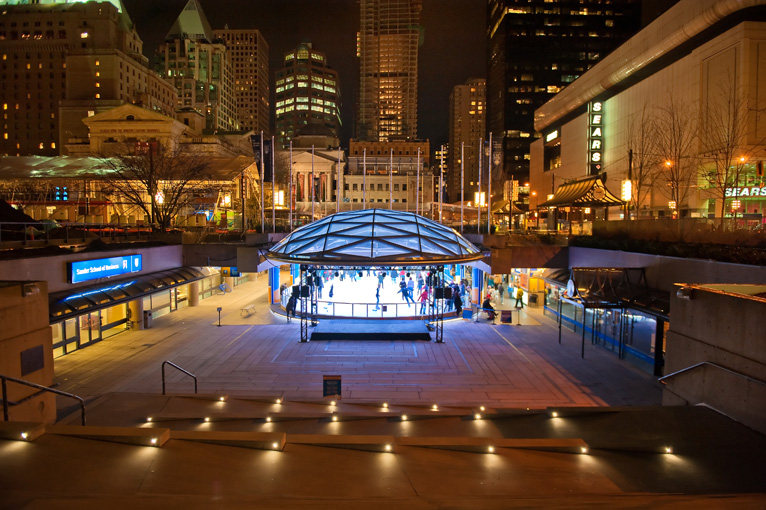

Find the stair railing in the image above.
[
  {"left": 1, "top": 373, "right": 86, "bottom": 425},
  {"left": 161, "top": 361, "right": 198, "bottom": 395},
  {"left": 659, "top": 361, "right": 766, "bottom": 387}
]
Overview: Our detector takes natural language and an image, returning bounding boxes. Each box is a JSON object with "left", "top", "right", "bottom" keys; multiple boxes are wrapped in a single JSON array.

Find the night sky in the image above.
[{"left": 121, "top": 0, "right": 486, "bottom": 147}]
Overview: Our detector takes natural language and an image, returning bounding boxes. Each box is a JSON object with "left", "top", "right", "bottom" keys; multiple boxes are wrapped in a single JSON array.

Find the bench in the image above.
[{"left": 240, "top": 304, "right": 256, "bottom": 317}]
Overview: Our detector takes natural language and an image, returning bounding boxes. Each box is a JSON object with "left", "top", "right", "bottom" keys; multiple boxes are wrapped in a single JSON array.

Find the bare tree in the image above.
[
  {"left": 653, "top": 96, "right": 700, "bottom": 215},
  {"left": 625, "top": 104, "right": 661, "bottom": 216},
  {"left": 700, "top": 76, "right": 762, "bottom": 228},
  {"left": 100, "top": 141, "right": 212, "bottom": 232}
]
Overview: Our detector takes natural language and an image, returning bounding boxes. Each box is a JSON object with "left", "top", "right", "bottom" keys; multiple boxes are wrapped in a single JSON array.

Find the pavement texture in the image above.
[{"left": 2, "top": 275, "right": 765, "bottom": 509}]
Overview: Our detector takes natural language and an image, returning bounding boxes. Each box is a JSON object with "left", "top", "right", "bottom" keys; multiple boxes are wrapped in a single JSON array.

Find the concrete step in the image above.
[
  {"left": 46, "top": 424, "right": 170, "bottom": 447},
  {"left": 170, "top": 430, "right": 286, "bottom": 450}
]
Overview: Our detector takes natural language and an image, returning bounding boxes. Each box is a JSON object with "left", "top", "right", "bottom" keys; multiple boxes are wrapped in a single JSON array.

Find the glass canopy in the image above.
[{"left": 266, "top": 209, "right": 483, "bottom": 265}]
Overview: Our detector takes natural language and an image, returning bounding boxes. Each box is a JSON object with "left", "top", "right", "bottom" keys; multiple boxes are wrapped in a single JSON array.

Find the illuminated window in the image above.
[
  {"left": 80, "top": 31, "right": 88, "bottom": 39},
  {"left": 95, "top": 93, "right": 100, "bottom": 99},
  {"left": 39, "top": 143, "right": 44, "bottom": 149},
  {"left": 51, "top": 142, "right": 56, "bottom": 149},
  {"left": 95, "top": 82, "right": 100, "bottom": 88},
  {"left": 95, "top": 60, "right": 100, "bottom": 66}
]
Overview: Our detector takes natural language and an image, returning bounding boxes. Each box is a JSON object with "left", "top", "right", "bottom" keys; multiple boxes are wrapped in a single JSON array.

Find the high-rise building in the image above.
[
  {"left": 486, "top": 0, "right": 643, "bottom": 200},
  {"left": 0, "top": 0, "right": 177, "bottom": 156},
  {"left": 213, "top": 27, "right": 269, "bottom": 135},
  {"left": 275, "top": 43, "right": 341, "bottom": 148},
  {"left": 356, "top": 0, "right": 422, "bottom": 142},
  {"left": 448, "top": 78, "right": 486, "bottom": 203},
  {"left": 155, "top": 0, "right": 238, "bottom": 133}
]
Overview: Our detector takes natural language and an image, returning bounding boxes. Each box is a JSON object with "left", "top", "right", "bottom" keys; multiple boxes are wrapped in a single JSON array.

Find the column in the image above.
[
  {"left": 269, "top": 266, "right": 280, "bottom": 304},
  {"left": 128, "top": 298, "right": 144, "bottom": 331},
  {"left": 472, "top": 267, "right": 483, "bottom": 305},
  {"left": 188, "top": 281, "right": 200, "bottom": 307}
]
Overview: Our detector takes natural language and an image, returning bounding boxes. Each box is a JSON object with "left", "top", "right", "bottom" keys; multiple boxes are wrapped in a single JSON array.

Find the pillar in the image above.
[
  {"left": 188, "top": 281, "right": 200, "bottom": 307},
  {"left": 472, "top": 267, "right": 483, "bottom": 305},
  {"left": 291, "top": 264, "right": 300, "bottom": 285},
  {"left": 269, "top": 266, "right": 280, "bottom": 304},
  {"left": 128, "top": 298, "right": 144, "bottom": 331},
  {"left": 224, "top": 276, "right": 235, "bottom": 292}
]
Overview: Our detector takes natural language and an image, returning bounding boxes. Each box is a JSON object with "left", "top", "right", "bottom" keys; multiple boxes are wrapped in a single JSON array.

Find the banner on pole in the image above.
[{"left": 249, "top": 135, "right": 273, "bottom": 182}]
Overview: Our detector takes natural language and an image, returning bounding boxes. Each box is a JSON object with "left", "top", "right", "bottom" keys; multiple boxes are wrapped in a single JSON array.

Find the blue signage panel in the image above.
[{"left": 68, "top": 255, "right": 142, "bottom": 284}]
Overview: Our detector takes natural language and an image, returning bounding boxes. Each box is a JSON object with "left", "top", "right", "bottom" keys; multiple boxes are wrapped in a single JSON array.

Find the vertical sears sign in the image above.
[
  {"left": 589, "top": 100, "right": 604, "bottom": 175},
  {"left": 68, "top": 255, "right": 142, "bottom": 284}
]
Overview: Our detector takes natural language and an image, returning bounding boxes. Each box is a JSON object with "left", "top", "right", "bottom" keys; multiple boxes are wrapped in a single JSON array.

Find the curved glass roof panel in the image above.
[{"left": 265, "top": 210, "right": 483, "bottom": 266}]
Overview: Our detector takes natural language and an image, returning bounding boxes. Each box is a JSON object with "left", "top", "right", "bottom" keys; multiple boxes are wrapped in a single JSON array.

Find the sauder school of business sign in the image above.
[
  {"left": 68, "top": 255, "right": 142, "bottom": 284},
  {"left": 589, "top": 101, "right": 604, "bottom": 175}
]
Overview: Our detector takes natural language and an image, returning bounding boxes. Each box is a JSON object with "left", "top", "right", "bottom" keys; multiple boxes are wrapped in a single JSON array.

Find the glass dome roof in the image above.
[{"left": 266, "top": 209, "right": 483, "bottom": 266}]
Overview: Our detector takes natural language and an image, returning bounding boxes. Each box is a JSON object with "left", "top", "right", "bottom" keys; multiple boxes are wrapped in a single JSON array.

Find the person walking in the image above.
[
  {"left": 378, "top": 271, "right": 385, "bottom": 289},
  {"left": 285, "top": 293, "right": 297, "bottom": 322},
  {"left": 316, "top": 276, "right": 324, "bottom": 299},
  {"left": 454, "top": 288, "right": 463, "bottom": 317},
  {"left": 398, "top": 278, "right": 411, "bottom": 306},
  {"left": 407, "top": 277, "right": 415, "bottom": 304},
  {"left": 497, "top": 282, "right": 505, "bottom": 304},
  {"left": 515, "top": 288, "right": 524, "bottom": 308}
]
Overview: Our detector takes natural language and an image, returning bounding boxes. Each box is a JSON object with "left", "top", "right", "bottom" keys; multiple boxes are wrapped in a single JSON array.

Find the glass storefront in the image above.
[{"left": 542, "top": 281, "right": 664, "bottom": 373}]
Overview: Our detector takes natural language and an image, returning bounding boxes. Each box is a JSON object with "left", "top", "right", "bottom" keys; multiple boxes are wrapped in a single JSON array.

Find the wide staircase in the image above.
[{"left": 2, "top": 373, "right": 766, "bottom": 508}]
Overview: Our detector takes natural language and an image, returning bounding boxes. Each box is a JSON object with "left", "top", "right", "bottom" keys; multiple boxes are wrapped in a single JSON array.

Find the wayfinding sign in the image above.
[
  {"left": 68, "top": 255, "right": 142, "bottom": 284},
  {"left": 323, "top": 375, "right": 342, "bottom": 398}
]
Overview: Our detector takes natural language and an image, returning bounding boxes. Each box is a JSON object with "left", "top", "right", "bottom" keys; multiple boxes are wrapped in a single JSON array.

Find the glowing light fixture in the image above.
[
  {"left": 150, "top": 438, "right": 157, "bottom": 445},
  {"left": 551, "top": 411, "right": 559, "bottom": 418},
  {"left": 382, "top": 402, "right": 388, "bottom": 408},
  {"left": 580, "top": 447, "right": 588, "bottom": 454},
  {"left": 332, "top": 415, "right": 338, "bottom": 422},
  {"left": 266, "top": 417, "right": 272, "bottom": 422},
  {"left": 665, "top": 446, "right": 673, "bottom": 454},
  {"left": 275, "top": 398, "right": 282, "bottom": 404},
  {"left": 488, "top": 446, "right": 495, "bottom": 453},
  {"left": 272, "top": 442, "right": 279, "bottom": 449},
  {"left": 401, "top": 414, "right": 408, "bottom": 421},
  {"left": 432, "top": 404, "right": 438, "bottom": 411},
  {"left": 146, "top": 417, "right": 153, "bottom": 422},
  {"left": 385, "top": 444, "right": 392, "bottom": 452},
  {"left": 21, "top": 432, "right": 28, "bottom": 440},
  {"left": 204, "top": 417, "right": 210, "bottom": 423},
  {"left": 330, "top": 400, "right": 336, "bottom": 406},
  {"left": 474, "top": 413, "right": 482, "bottom": 420}
]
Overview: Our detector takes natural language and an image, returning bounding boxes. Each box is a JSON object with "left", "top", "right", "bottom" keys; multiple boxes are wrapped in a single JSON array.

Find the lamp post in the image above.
[
  {"left": 531, "top": 191, "right": 538, "bottom": 229},
  {"left": 217, "top": 307, "right": 222, "bottom": 327}
]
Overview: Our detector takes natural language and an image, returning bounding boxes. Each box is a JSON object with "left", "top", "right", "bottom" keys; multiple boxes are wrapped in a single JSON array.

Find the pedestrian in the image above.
[
  {"left": 407, "top": 277, "right": 415, "bottom": 303},
  {"left": 377, "top": 271, "right": 385, "bottom": 289},
  {"left": 398, "top": 278, "right": 412, "bottom": 306},
  {"left": 515, "top": 288, "right": 524, "bottom": 308},
  {"left": 497, "top": 282, "right": 504, "bottom": 304},
  {"left": 328, "top": 284, "right": 334, "bottom": 299},
  {"left": 417, "top": 274, "right": 424, "bottom": 293},
  {"left": 454, "top": 289, "right": 463, "bottom": 316},
  {"left": 374, "top": 283, "right": 381, "bottom": 311},
  {"left": 285, "top": 293, "right": 297, "bottom": 321},
  {"left": 317, "top": 275, "right": 324, "bottom": 299}
]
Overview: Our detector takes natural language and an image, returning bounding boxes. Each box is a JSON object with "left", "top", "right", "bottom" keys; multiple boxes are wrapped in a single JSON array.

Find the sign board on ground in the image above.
[{"left": 323, "top": 375, "right": 342, "bottom": 398}]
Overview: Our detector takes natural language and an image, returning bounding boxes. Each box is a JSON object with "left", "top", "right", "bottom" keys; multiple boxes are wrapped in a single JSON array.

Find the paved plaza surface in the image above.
[
  {"left": 52, "top": 274, "right": 662, "bottom": 408},
  {"left": 3, "top": 275, "right": 766, "bottom": 509}
]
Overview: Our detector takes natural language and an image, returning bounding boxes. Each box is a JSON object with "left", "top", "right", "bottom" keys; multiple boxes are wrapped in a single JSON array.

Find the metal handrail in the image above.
[
  {"left": 1, "top": 374, "right": 86, "bottom": 426},
  {"left": 658, "top": 361, "right": 766, "bottom": 387},
  {"left": 161, "top": 361, "right": 198, "bottom": 395}
]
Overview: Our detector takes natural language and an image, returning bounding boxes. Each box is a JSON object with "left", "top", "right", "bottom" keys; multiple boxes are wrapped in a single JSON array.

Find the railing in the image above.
[
  {"left": 0, "top": 221, "right": 155, "bottom": 245},
  {"left": 658, "top": 361, "right": 766, "bottom": 387},
  {"left": 1, "top": 373, "right": 86, "bottom": 426},
  {"left": 161, "top": 361, "right": 198, "bottom": 395},
  {"left": 289, "top": 298, "right": 462, "bottom": 319}
]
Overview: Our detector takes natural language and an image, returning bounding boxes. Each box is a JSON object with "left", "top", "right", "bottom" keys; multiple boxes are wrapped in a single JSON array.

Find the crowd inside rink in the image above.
[{"left": 278, "top": 268, "right": 521, "bottom": 320}]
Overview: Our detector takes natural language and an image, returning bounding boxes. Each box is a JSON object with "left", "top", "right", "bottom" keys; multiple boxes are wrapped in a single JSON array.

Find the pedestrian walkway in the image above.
[{"left": 52, "top": 275, "right": 662, "bottom": 412}]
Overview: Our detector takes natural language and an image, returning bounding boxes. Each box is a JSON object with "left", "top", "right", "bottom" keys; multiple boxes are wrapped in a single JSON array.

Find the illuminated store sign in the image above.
[
  {"left": 68, "top": 255, "right": 142, "bottom": 284},
  {"left": 545, "top": 130, "right": 559, "bottom": 143},
  {"left": 588, "top": 101, "right": 604, "bottom": 175},
  {"left": 725, "top": 186, "right": 766, "bottom": 197}
]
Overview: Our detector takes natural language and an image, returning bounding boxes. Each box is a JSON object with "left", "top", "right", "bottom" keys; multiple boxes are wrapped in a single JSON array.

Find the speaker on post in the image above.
[{"left": 300, "top": 285, "right": 310, "bottom": 298}]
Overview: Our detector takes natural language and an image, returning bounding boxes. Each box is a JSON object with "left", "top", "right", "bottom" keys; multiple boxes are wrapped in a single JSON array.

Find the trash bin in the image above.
[
  {"left": 143, "top": 310, "right": 153, "bottom": 329},
  {"left": 529, "top": 294, "right": 538, "bottom": 305}
]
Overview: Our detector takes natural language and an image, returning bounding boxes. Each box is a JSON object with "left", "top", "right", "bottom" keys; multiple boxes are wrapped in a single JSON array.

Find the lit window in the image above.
[
  {"left": 51, "top": 142, "right": 56, "bottom": 149},
  {"left": 3, "top": 133, "right": 7, "bottom": 139},
  {"left": 95, "top": 82, "right": 100, "bottom": 88},
  {"left": 95, "top": 71, "right": 100, "bottom": 77},
  {"left": 95, "top": 93, "right": 100, "bottom": 99},
  {"left": 39, "top": 143, "right": 44, "bottom": 149},
  {"left": 95, "top": 60, "right": 100, "bottom": 66},
  {"left": 80, "top": 31, "right": 88, "bottom": 39}
]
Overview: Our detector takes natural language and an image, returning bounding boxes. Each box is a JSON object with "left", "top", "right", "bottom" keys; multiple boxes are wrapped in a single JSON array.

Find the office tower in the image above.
[
  {"left": 0, "top": 0, "right": 176, "bottom": 156},
  {"left": 486, "top": 0, "right": 642, "bottom": 194},
  {"left": 275, "top": 43, "right": 341, "bottom": 148},
  {"left": 357, "top": 0, "right": 422, "bottom": 142},
  {"left": 214, "top": 27, "right": 269, "bottom": 135},
  {"left": 448, "top": 78, "right": 486, "bottom": 203},
  {"left": 156, "top": 0, "right": 238, "bottom": 133}
]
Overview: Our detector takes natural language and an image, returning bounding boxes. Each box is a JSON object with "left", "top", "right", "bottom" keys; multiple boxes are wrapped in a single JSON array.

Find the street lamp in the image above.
[{"left": 531, "top": 191, "right": 538, "bottom": 228}]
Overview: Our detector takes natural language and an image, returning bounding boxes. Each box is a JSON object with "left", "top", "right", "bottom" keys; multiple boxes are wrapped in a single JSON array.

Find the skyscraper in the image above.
[
  {"left": 214, "top": 27, "right": 269, "bottom": 135},
  {"left": 486, "top": 0, "right": 642, "bottom": 199},
  {"left": 0, "top": 0, "right": 176, "bottom": 156},
  {"left": 156, "top": 0, "right": 238, "bottom": 133},
  {"left": 275, "top": 43, "right": 341, "bottom": 148},
  {"left": 448, "top": 78, "right": 486, "bottom": 203},
  {"left": 356, "top": 0, "right": 422, "bottom": 142}
]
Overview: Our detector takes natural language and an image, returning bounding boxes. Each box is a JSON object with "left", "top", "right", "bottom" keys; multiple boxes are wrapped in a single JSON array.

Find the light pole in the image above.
[
  {"left": 531, "top": 191, "right": 538, "bottom": 229},
  {"left": 216, "top": 307, "right": 222, "bottom": 327}
]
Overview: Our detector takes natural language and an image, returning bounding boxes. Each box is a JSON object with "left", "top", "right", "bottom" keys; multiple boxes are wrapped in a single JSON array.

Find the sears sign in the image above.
[{"left": 68, "top": 255, "right": 142, "bottom": 284}]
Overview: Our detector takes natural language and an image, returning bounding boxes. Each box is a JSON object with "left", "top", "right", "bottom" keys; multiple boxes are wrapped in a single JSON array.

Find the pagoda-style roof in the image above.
[{"left": 539, "top": 175, "right": 624, "bottom": 208}]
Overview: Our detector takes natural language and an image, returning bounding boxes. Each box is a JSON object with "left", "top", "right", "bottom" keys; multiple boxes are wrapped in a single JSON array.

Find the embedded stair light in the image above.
[
  {"left": 487, "top": 446, "right": 495, "bottom": 453},
  {"left": 551, "top": 411, "right": 559, "bottom": 418},
  {"left": 330, "top": 400, "right": 336, "bottom": 406},
  {"left": 385, "top": 444, "right": 392, "bottom": 452},
  {"left": 474, "top": 413, "right": 482, "bottom": 420},
  {"left": 332, "top": 415, "right": 338, "bottom": 422},
  {"left": 219, "top": 396, "right": 225, "bottom": 402},
  {"left": 272, "top": 442, "right": 279, "bottom": 449},
  {"left": 204, "top": 417, "right": 210, "bottom": 422},
  {"left": 275, "top": 398, "right": 282, "bottom": 404},
  {"left": 150, "top": 438, "right": 158, "bottom": 445},
  {"left": 20, "top": 432, "right": 28, "bottom": 440},
  {"left": 146, "top": 417, "right": 153, "bottom": 422},
  {"left": 382, "top": 402, "right": 388, "bottom": 409},
  {"left": 401, "top": 414, "right": 408, "bottom": 421},
  {"left": 479, "top": 406, "right": 486, "bottom": 412},
  {"left": 432, "top": 404, "right": 439, "bottom": 411},
  {"left": 265, "top": 416, "right": 272, "bottom": 422},
  {"left": 665, "top": 446, "right": 673, "bottom": 454},
  {"left": 580, "top": 447, "right": 589, "bottom": 454}
]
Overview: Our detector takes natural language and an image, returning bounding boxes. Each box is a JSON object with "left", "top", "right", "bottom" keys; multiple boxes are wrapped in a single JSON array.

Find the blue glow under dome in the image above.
[{"left": 266, "top": 210, "right": 482, "bottom": 266}]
